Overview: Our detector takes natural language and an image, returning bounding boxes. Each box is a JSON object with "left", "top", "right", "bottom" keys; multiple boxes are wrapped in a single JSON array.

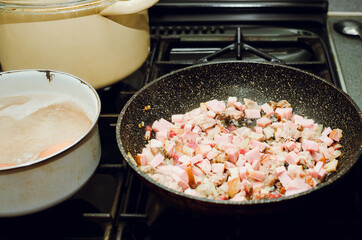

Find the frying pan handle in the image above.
[{"left": 99, "top": 0, "right": 159, "bottom": 16}]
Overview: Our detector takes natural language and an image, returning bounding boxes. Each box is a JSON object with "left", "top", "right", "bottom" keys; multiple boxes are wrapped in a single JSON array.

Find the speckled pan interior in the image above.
[{"left": 116, "top": 61, "right": 362, "bottom": 215}]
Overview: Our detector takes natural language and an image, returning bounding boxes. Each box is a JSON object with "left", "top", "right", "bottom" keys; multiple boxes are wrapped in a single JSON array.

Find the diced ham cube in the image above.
[
  {"left": 150, "top": 139, "right": 163, "bottom": 148},
  {"left": 324, "top": 159, "right": 338, "bottom": 172},
  {"left": 275, "top": 107, "right": 293, "bottom": 120},
  {"left": 196, "top": 159, "right": 212, "bottom": 173},
  {"left": 329, "top": 129, "right": 342, "bottom": 142},
  {"left": 206, "top": 99, "right": 226, "bottom": 113},
  {"left": 184, "top": 123, "right": 193, "bottom": 132},
  {"left": 292, "top": 115, "right": 314, "bottom": 128},
  {"left": 278, "top": 171, "right": 292, "bottom": 186},
  {"left": 171, "top": 173, "right": 189, "bottom": 191},
  {"left": 245, "top": 109, "right": 261, "bottom": 119},
  {"left": 228, "top": 168, "right": 239, "bottom": 181},
  {"left": 314, "top": 161, "right": 324, "bottom": 173},
  {"left": 211, "top": 163, "right": 225, "bottom": 175},
  {"left": 230, "top": 192, "right": 247, "bottom": 202},
  {"left": 178, "top": 155, "right": 191, "bottom": 164},
  {"left": 225, "top": 147, "right": 239, "bottom": 163},
  {"left": 276, "top": 165, "right": 286, "bottom": 175},
  {"left": 136, "top": 153, "right": 148, "bottom": 166},
  {"left": 181, "top": 131, "right": 198, "bottom": 142},
  {"left": 206, "top": 149, "right": 218, "bottom": 160},
  {"left": 224, "top": 161, "right": 237, "bottom": 170},
  {"left": 190, "top": 154, "right": 204, "bottom": 164},
  {"left": 227, "top": 97, "right": 237, "bottom": 107},
  {"left": 321, "top": 127, "right": 332, "bottom": 136},
  {"left": 319, "top": 135, "right": 334, "bottom": 146},
  {"left": 171, "top": 114, "right": 184, "bottom": 123},
  {"left": 156, "top": 130, "right": 168, "bottom": 142},
  {"left": 302, "top": 140, "right": 319, "bottom": 152},
  {"left": 196, "top": 144, "right": 212, "bottom": 157},
  {"left": 164, "top": 141, "right": 175, "bottom": 156},
  {"left": 285, "top": 141, "right": 297, "bottom": 151},
  {"left": 301, "top": 119, "right": 314, "bottom": 128},
  {"left": 285, "top": 151, "right": 300, "bottom": 165},
  {"left": 245, "top": 147, "right": 260, "bottom": 163},
  {"left": 250, "top": 171, "right": 265, "bottom": 181},
  {"left": 249, "top": 139, "right": 267, "bottom": 152},
  {"left": 256, "top": 116, "right": 272, "bottom": 128},
  {"left": 239, "top": 167, "right": 247, "bottom": 180},
  {"left": 192, "top": 125, "right": 202, "bottom": 134},
  {"left": 285, "top": 179, "right": 312, "bottom": 196},
  {"left": 142, "top": 148, "right": 154, "bottom": 162},
  {"left": 318, "top": 168, "right": 326, "bottom": 179},
  {"left": 291, "top": 142, "right": 301, "bottom": 154},
  {"left": 192, "top": 166, "right": 205, "bottom": 177},
  {"left": 260, "top": 103, "right": 274, "bottom": 117},
  {"left": 182, "top": 145, "right": 194, "bottom": 156},
  {"left": 254, "top": 127, "right": 263, "bottom": 134},
  {"left": 310, "top": 151, "right": 325, "bottom": 162},
  {"left": 206, "top": 110, "right": 216, "bottom": 118},
  {"left": 234, "top": 102, "right": 244, "bottom": 111},
  {"left": 287, "top": 164, "right": 304, "bottom": 178},
  {"left": 214, "top": 134, "right": 232, "bottom": 146},
  {"left": 149, "top": 153, "right": 164, "bottom": 168},
  {"left": 152, "top": 118, "right": 172, "bottom": 132}
]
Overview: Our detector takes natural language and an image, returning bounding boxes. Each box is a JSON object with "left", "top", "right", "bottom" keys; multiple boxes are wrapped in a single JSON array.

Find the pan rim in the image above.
[{"left": 116, "top": 60, "right": 362, "bottom": 207}]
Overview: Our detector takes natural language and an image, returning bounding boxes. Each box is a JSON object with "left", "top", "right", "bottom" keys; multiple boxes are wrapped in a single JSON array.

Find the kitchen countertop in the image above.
[{"left": 327, "top": 0, "right": 362, "bottom": 110}]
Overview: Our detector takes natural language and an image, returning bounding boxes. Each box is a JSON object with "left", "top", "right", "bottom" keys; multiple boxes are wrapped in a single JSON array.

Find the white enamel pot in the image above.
[
  {"left": 0, "top": 69, "right": 101, "bottom": 217},
  {"left": 0, "top": 0, "right": 158, "bottom": 89}
]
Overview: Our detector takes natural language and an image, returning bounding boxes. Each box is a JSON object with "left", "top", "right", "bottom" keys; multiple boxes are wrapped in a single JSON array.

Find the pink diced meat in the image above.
[
  {"left": 275, "top": 107, "right": 293, "bottom": 120},
  {"left": 285, "top": 179, "right": 312, "bottom": 196},
  {"left": 278, "top": 171, "right": 292, "bottom": 186},
  {"left": 321, "top": 127, "right": 332, "bottom": 136},
  {"left": 191, "top": 154, "right": 204, "bottom": 164},
  {"left": 171, "top": 173, "right": 189, "bottom": 191},
  {"left": 149, "top": 153, "right": 164, "bottom": 168},
  {"left": 171, "top": 114, "right": 184, "bottom": 123},
  {"left": 225, "top": 147, "right": 239, "bottom": 163},
  {"left": 206, "top": 99, "right": 226, "bottom": 113},
  {"left": 211, "top": 163, "right": 225, "bottom": 174},
  {"left": 249, "top": 139, "right": 267, "bottom": 152},
  {"left": 285, "top": 141, "right": 297, "bottom": 151},
  {"left": 319, "top": 135, "right": 334, "bottom": 146},
  {"left": 206, "top": 149, "right": 218, "bottom": 160},
  {"left": 302, "top": 140, "right": 319, "bottom": 152},
  {"left": 230, "top": 192, "right": 247, "bottom": 201},
  {"left": 227, "top": 97, "right": 237, "bottom": 107},
  {"left": 156, "top": 130, "right": 169, "bottom": 142},
  {"left": 245, "top": 109, "right": 261, "bottom": 119},
  {"left": 251, "top": 171, "right": 265, "bottom": 181},
  {"left": 234, "top": 102, "right": 244, "bottom": 111},
  {"left": 256, "top": 116, "right": 272, "bottom": 127},
  {"left": 245, "top": 147, "right": 260, "bottom": 163},
  {"left": 198, "top": 144, "right": 212, "bottom": 157},
  {"left": 197, "top": 159, "right": 212, "bottom": 173},
  {"left": 239, "top": 167, "right": 247, "bottom": 179},
  {"left": 136, "top": 153, "right": 148, "bottom": 166},
  {"left": 285, "top": 151, "right": 300, "bottom": 165},
  {"left": 260, "top": 103, "right": 274, "bottom": 117}
]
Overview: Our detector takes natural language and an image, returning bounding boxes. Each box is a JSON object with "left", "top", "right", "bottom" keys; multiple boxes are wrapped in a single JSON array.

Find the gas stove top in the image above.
[{"left": 1, "top": 1, "right": 361, "bottom": 240}]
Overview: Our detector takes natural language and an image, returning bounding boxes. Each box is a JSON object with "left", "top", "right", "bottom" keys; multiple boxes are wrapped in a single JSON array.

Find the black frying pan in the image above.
[{"left": 116, "top": 61, "right": 362, "bottom": 215}]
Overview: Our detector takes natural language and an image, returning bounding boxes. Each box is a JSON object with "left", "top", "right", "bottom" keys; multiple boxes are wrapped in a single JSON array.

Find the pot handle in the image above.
[{"left": 99, "top": 0, "right": 159, "bottom": 16}]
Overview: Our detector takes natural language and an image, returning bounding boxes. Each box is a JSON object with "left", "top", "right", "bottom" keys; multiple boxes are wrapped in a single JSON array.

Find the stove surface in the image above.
[{"left": 1, "top": 2, "right": 361, "bottom": 240}]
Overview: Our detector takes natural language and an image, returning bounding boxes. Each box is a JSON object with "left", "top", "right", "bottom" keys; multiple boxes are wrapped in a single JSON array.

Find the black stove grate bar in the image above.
[
  {"left": 195, "top": 27, "right": 284, "bottom": 64},
  {"left": 80, "top": 161, "right": 126, "bottom": 240},
  {"left": 155, "top": 60, "right": 326, "bottom": 68}
]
